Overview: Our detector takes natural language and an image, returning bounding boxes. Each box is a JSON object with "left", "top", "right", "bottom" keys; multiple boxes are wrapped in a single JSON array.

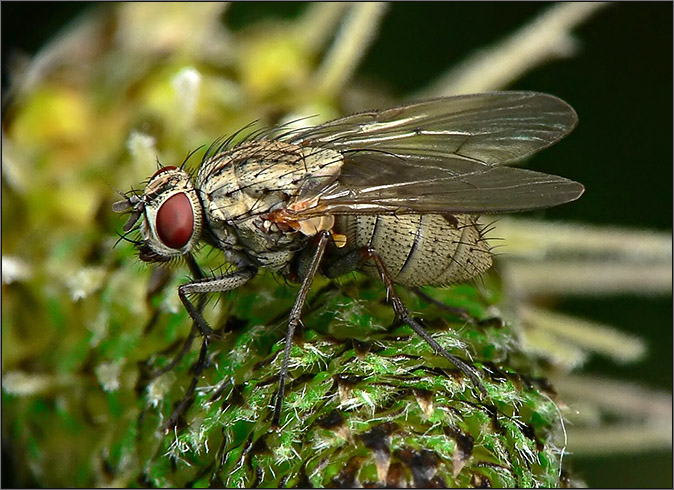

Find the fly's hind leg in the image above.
[
  {"left": 411, "top": 287, "right": 473, "bottom": 322},
  {"left": 325, "top": 250, "right": 473, "bottom": 322},
  {"left": 366, "top": 247, "right": 487, "bottom": 398},
  {"left": 326, "top": 246, "right": 487, "bottom": 398}
]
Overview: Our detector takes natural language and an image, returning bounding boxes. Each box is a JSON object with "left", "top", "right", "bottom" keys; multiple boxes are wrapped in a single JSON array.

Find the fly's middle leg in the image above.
[{"left": 272, "top": 230, "right": 332, "bottom": 429}]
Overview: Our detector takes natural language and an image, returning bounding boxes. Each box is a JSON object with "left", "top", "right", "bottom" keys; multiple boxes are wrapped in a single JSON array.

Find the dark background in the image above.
[{"left": 2, "top": 2, "right": 672, "bottom": 487}]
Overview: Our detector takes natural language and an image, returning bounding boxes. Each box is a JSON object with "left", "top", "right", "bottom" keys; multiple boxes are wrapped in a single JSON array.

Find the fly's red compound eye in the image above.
[
  {"left": 151, "top": 166, "right": 177, "bottom": 179},
  {"left": 156, "top": 193, "right": 194, "bottom": 249}
]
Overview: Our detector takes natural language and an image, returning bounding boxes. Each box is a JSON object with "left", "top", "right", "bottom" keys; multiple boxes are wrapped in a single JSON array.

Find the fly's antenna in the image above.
[
  {"left": 112, "top": 192, "right": 143, "bottom": 232},
  {"left": 111, "top": 191, "right": 140, "bottom": 213}
]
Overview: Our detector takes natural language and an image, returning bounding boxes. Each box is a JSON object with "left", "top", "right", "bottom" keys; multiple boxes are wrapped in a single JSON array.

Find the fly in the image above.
[{"left": 113, "top": 91, "right": 584, "bottom": 428}]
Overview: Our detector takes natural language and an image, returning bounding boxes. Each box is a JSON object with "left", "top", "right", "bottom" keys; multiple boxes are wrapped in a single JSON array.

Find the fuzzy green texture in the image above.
[{"left": 4, "top": 241, "right": 566, "bottom": 487}]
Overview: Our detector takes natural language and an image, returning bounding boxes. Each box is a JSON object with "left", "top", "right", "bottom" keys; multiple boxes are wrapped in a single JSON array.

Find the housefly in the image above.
[{"left": 114, "top": 91, "right": 584, "bottom": 427}]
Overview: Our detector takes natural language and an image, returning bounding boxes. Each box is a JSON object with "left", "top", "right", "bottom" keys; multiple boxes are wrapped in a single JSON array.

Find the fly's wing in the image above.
[
  {"left": 282, "top": 91, "right": 583, "bottom": 217},
  {"left": 304, "top": 151, "right": 584, "bottom": 215},
  {"left": 287, "top": 92, "right": 578, "bottom": 166}
]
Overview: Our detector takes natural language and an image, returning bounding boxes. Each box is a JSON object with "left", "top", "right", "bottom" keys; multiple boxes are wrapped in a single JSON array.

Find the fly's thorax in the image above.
[
  {"left": 196, "top": 140, "right": 343, "bottom": 223},
  {"left": 139, "top": 166, "right": 203, "bottom": 260},
  {"left": 194, "top": 139, "right": 343, "bottom": 269}
]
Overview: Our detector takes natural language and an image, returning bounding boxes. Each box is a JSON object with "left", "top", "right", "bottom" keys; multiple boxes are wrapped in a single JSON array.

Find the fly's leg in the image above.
[
  {"left": 144, "top": 254, "right": 205, "bottom": 381},
  {"left": 177, "top": 266, "right": 257, "bottom": 338},
  {"left": 162, "top": 265, "right": 257, "bottom": 430},
  {"left": 364, "top": 247, "right": 487, "bottom": 398},
  {"left": 148, "top": 255, "right": 245, "bottom": 380},
  {"left": 162, "top": 335, "right": 211, "bottom": 430},
  {"left": 272, "top": 230, "right": 331, "bottom": 429},
  {"left": 413, "top": 287, "right": 504, "bottom": 328},
  {"left": 411, "top": 287, "right": 473, "bottom": 322},
  {"left": 325, "top": 252, "right": 472, "bottom": 322}
]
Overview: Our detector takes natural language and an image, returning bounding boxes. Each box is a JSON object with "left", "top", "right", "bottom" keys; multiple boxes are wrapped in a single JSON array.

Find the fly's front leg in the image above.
[
  {"left": 178, "top": 266, "right": 257, "bottom": 338},
  {"left": 162, "top": 264, "right": 256, "bottom": 430},
  {"left": 364, "top": 247, "right": 487, "bottom": 398},
  {"left": 146, "top": 254, "right": 206, "bottom": 380},
  {"left": 272, "top": 230, "right": 331, "bottom": 429}
]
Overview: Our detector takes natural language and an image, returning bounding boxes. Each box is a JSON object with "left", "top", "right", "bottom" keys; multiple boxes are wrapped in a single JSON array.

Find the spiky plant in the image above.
[{"left": 2, "top": 3, "right": 670, "bottom": 488}]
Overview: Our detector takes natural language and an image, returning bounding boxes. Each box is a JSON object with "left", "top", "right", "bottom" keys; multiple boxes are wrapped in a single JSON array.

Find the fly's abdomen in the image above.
[{"left": 335, "top": 214, "right": 492, "bottom": 287}]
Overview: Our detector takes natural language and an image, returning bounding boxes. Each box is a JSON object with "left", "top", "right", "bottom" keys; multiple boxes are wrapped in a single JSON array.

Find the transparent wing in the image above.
[
  {"left": 282, "top": 91, "right": 583, "bottom": 217},
  {"left": 293, "top": 151, "right": 584, "bottom": 216},
  {"left": 286, "top": 91, "right": 577, "bottom": 166}
]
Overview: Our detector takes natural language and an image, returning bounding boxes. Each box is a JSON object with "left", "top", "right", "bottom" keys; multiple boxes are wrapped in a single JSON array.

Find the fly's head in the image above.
[{"left": 113, "top": 166, "right": 203, "bottom": 262}]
